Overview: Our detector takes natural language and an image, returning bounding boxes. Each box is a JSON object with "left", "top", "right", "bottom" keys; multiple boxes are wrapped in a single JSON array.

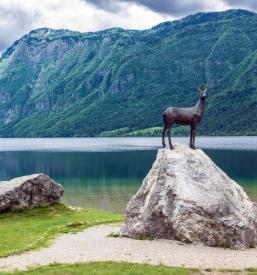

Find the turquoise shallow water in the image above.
[{"left": 0, "top": 137, "right": 256, "bottom": 213}]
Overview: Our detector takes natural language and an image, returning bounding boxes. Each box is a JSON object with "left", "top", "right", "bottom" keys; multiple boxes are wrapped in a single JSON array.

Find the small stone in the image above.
[
  {"left": 120, "top": 144, "right": 257, "bottom": 249},
  {"left": 0, "top": 173, "right": 64, "bottom": 213}
]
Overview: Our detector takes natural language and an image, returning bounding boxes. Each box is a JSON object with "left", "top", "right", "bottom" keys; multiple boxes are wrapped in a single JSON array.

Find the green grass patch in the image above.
[
  {"left": 126, "top": 126, "right": 190, "bottom": 137},
  {"left": 217, "top": 268, "right": 242, "bottom": 273},
  {"left": 99, "top": 127, "right": 130, "bottom": 137},
  {"left": 107, "top": 232, "right": 120, "bottom": 238},
  {"left": 127, "top": 127, "right": 162, "bottom": 137},
  {"left": 245, "top": 267, "right": 257, "bottom": 273},
  {"left": 1, "top": 261, "right": 257, "bottom": 275},
  {"left": 0, "top": 261, "right": 193, "bottom": 275},
  {"left": 0, "top": 204, "right": 123, "bottom": 258},
  {"left": 99, "top": 126, "right": 190, "bottom": 137}
]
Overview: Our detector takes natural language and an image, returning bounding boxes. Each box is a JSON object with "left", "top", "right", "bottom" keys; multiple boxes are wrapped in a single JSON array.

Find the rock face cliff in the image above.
[
  {"left": 120, "top": 144, "right": 257, "bottom": 249},
  {"left": 0, "top": 173, "right": 64, "bottom": 212}
]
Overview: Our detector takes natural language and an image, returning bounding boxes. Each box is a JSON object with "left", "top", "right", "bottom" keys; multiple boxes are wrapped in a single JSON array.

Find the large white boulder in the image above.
[
  {"left": 0, "top": 173, "right": 64, "bottom": 213},
  {"left": 120, "top": 144, "right": 257, "bottom": 249}
]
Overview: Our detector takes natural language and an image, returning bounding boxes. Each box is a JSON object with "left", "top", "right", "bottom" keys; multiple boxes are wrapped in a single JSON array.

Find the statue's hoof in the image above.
[
  {"left": 190, "top": 145, "right": 196, "bottom": 150},
  {"left": 170, "top": 146, "right": 174, "bottom": 150}
]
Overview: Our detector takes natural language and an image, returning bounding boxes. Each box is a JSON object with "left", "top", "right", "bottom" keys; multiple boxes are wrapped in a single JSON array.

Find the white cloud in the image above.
[
  {"left": 0, "top": 0, "right": 171, "bottom": 52},
  {"left": 0, "top": 0, "right": 253, "bottom": 52}
]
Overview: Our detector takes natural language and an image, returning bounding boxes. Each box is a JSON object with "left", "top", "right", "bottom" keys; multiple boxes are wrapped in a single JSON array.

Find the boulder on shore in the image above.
[
  {"left": 0, "top": 173, "right": 64, "bottom": 213},
  {"left": 120, "top": 144, "right": 257, "bottom": 249}
]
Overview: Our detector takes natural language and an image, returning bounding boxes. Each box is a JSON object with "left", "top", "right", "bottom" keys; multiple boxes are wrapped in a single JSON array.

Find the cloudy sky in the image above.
[{"left": 0, "top": 0, "right": 257, "bottom": 52}]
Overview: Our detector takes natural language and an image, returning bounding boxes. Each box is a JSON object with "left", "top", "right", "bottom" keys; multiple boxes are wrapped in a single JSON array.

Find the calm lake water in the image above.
[{"left": 0, "top": 137, "right": 257, "bottom": 213}]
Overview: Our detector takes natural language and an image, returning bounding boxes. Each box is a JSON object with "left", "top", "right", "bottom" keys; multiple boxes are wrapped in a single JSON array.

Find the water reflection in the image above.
[
  {"left": 205, "top": 149, "right": 257, "bottom": 180},
  {"left": 0, "top": 149, "right": 256, "bottom": 212},
  {"left": 0, "top": 151, "right": 156, "bottom": 179},
  {"left": 0, "top": 151, "right": 156, "bottom": 212}
]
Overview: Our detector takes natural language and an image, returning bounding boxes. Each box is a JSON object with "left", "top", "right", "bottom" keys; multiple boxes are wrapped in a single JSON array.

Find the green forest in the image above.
[{"left": 0, "top": 9, "right": 257, "bottom": 137}]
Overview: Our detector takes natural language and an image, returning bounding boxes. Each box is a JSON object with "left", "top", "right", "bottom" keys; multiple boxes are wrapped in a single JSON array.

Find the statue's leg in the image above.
[
  {"left": 190, "top": 125, "right": 197, "bottom": 149},
  {"left": 167, "top": 125, "right": 174, "bottom": 150},
  {"left": 162, "top": 125, "right": 167, "bottom": 148},
  {"left": 190, "top": 125, "right": 193, "bottom": 148}
]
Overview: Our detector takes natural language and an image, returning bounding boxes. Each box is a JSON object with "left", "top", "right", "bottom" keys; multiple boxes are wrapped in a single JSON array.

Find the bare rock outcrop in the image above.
[
  {"left": 120, "top": 144, "right": 257, "bottom": 249},
  {"left": 0, "top": 173, "right": 64, "bottom": 213}
]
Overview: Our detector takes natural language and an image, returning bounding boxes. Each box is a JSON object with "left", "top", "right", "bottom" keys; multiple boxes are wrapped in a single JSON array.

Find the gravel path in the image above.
[{"left": 0, "top": 224, "right": 256, "bottom": 271}]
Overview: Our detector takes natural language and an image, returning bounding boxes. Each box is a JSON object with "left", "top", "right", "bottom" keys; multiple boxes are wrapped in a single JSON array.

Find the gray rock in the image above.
[
  {"left": 0, "top": 173, "right": 64, "bottom": 213},
  {"left": 120, "top": 144, "right": 257, "bottom": 249}
]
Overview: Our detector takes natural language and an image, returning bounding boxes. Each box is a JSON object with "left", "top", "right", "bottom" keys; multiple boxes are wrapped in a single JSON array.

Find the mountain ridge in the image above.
[
  {"left": 3, "top": 8, "right": 256, "bottom": 58},
  {"left": 0, "top": 9, "right": 257, "bottom": 137}
]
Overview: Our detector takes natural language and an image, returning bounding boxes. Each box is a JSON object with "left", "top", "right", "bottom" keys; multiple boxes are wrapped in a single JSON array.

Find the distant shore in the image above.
[
  {"left": 99, "top": 126, "right": 257, "bottom": 138},
  {"left": 0, "top": 136, "right": 256, "bottom": 152}
]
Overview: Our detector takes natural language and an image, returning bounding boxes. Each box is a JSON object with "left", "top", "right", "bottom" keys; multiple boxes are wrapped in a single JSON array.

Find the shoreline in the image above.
[{"left": 0, "top": 136, "right": 257, "bottom": 152}]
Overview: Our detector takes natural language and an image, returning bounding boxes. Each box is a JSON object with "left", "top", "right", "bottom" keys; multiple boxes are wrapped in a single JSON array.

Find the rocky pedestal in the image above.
[
  {"left": 120, "top": 144, "right": 257, "bottom": 249},
  {"left": 0, "top": 173, "right": 64, "bottom": 213}
]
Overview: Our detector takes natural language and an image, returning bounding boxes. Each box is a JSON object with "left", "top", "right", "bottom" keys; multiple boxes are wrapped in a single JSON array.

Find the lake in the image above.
[{"left": 0, "top": 137, "right": 257, "bottom": 213}]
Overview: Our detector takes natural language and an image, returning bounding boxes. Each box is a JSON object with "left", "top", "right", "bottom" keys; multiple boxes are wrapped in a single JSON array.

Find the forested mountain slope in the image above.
[{"left": 0, "top": 9, "right": 256, "bottom": 137}]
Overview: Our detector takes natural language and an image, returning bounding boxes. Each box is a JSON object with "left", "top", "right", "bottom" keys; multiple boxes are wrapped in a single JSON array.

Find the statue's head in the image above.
[{"left": 199, "top": 85, "right": 208, "bottom": 99}]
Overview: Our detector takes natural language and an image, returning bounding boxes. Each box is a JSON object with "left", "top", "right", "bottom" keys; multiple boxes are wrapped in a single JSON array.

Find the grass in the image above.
[
  {"left": 127, "top": 127, "right": 162, "bottom": 137},
  {"left": 107, "top": 232, "right": 120, "bottom": 238},
  {"left": 1, "top": 263, "right": 257, "bottom": 275},
  {"left": 245, "top": 267, "right": 257, "bottom": 273},
  {"left": 2, "top": 262, "right": 257, "bottom": 275},
  {"left": 0, "top": 263, "right": 256, "bottom": 275},
  {"left": 0, "top": 205, "right": 256, "bottom": 274},
  {"left": 99, "top": 127, "right": 130, "bottom": 137},
  {"left": 0, "top": 204, "right": 123, "bottom": 258},
  {"left": 0, "top": 261, "right": 193, "bottom": 275},
  {"left": 217, "top": 268, "right": 242, "bottom": 273},
  {"left": 99, "top": 126, "right": 190, "bottom": 137}
]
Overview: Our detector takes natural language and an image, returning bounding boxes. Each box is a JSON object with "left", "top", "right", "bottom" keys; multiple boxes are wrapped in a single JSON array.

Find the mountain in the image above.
[{"left": 0, "top": 9, "right": 257, "bottom": 137}]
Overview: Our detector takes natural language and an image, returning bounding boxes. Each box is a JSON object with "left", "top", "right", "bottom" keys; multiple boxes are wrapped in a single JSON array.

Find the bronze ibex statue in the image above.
[{"left": 162, "top": 85, "right": 208, "bottom": 150}]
